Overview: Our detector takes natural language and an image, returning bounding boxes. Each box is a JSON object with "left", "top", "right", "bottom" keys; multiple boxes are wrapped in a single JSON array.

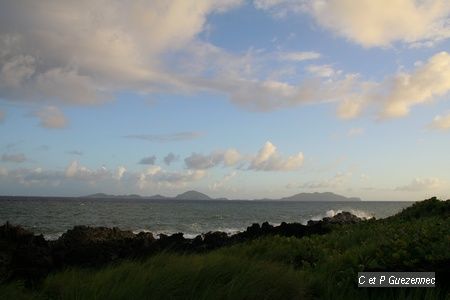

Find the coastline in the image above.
[{"left": 1, "top": 198, "right": 449, "bottom": 299}]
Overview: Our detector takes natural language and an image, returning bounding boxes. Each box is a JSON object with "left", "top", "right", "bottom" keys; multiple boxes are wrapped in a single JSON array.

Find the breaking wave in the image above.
[{"left": 310, "top": 209, "right": 374, "bottom": 222}]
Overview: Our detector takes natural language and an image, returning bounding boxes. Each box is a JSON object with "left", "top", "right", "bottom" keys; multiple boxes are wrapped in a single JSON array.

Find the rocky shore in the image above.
[{"left": 0, "top": 211, "right": 364, "bottom": 285}]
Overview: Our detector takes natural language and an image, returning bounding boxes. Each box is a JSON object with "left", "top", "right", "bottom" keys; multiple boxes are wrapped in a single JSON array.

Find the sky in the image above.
[{"left": 0, "top": 0, "right": 450, "bottom": 200}]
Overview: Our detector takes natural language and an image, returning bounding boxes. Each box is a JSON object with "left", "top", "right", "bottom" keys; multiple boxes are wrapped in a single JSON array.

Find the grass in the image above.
[
  {"left": 1, "top": 254, "right": 306, "bottom": 300},
  {"left": 1, "top": 199, "right": 449, "bottom": 299}
]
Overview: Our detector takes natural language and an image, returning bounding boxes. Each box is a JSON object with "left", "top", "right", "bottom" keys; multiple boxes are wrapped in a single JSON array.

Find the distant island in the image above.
[
  {"left": 82, "top": 190, "right": 214, "bottom": 200},
  {"left": 82, "top": 191, "right": 361, "bottom": 201},
  {"left": 279, "top": 192, "right": 361, "bottom": 202}
]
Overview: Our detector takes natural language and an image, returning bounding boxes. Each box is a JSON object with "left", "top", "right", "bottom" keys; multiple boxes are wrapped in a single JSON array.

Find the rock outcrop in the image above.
[
  {"left": 0, "top": 211, "right": 364, "bottom": 284},
  {"left": 0, "top": 222, "right": 52, "bottom": 285},
  {"left": 307, "top": 211, "right": 365, "bottom": 226}
]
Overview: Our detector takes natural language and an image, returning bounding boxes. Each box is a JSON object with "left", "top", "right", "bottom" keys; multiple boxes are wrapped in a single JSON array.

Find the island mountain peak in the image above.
[
  {"left": 280, "top": 192, "right": 361, "bottom": 202},
  {"left": 174, "top": 190, "right": 211, "bottom": 200}
]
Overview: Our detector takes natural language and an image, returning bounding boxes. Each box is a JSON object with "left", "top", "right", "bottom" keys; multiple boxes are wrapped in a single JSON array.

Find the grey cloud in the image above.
[
  {"left": 139, "top": 155, "right": 156, "bottom": 165},
  {"left": 4, "top": 168, "right": 64, "bottom": 186},
  {"left": 0, "top": 161, "right": 206, "bottom": 190},
  {"left": 185, "top": 153, "right": 222, "bottom": 170},
  {"left": 164, "top": 152, "right": 178, "bottom": 165},
  {"left": 1, "top": 153, "right": 26, "bottom": 163},
  {"left": 184, "top": 149, "right": 242, "bottom": 170},
  {"left": 23, "top": 170, "right": 63, "bottom": 183}
]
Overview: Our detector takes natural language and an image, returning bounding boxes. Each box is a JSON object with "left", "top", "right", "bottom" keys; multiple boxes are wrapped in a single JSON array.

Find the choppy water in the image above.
[{"left": 0, "top": 197, "right": 414, "bottom": 240}]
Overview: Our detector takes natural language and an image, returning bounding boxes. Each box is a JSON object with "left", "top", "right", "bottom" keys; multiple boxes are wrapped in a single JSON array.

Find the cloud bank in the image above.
[{"left": 255, "top": 0, "right": 450, "bottom": 48}]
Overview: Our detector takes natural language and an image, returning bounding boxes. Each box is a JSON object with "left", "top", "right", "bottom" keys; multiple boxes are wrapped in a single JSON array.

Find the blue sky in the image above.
[{"left": 0, "top": 0, "right": 450, "bottom": 200}]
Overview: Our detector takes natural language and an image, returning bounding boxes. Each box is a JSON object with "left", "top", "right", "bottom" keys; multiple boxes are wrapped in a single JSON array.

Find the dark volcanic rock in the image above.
[
  {"left": 58, "top": 225, "right": 135, "bottom": 243},
  {"left": 0, "top": 222, "right": 52, "bottom": 285},
  {"left": 202, "top": 231, "right": 229, "bottom": 250},
  {"left": 323, "top": 211, "right": 363, "bottom": 224},
  {"left": 307, "top": 211, "right": 364, "bottom": 226},
  {"left": 157, "top": 233, "right": 188, "bottom": 250},
  {"left": 52, "top": 226, "right": 155, "bottom": 267}
]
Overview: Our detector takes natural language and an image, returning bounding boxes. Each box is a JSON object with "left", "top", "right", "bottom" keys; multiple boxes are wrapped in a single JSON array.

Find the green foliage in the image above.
[
  {"left": 391, "top": 197, "right": 450, "bottom": 221},
  {"left": 1, "top": 198, "right": 449, "bottom": 299}
]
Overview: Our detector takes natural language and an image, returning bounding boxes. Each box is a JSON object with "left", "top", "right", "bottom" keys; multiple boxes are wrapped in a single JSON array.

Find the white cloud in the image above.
[
  {"left": 1, "top": 7, "right": 362, "bottom": 116},
  {"left": 185, "top": 142, "right": 303, "bottom": 172},
  {"left": 2, "top": 0, "right": 447, "bottom": 127},
  {"left": 1, "top": 160, "right": 205, "bottom": 191},
  {"left": 223, "top": 149, "right": 242, "bottom": 166},
  {"left": 65, "top": 160, "right": 110, "bottom": 182},
  {"left": 430, "top": 111, "right": 450, "bottom": 129},
  {"left": 185, "top": 148, "right": 242, "bottom": 170},
  {"left": 306, "top": 64, "right": 336, "bottom": 78},
  {"left": 114, "top": 166, "right": 127, "bottom": 181},
  {"left": 279, "top": 51, "right": 321, "bottom": 62},
  {"left": 249, "top": 141, "right": 304, "bottom": 171},
  {"left": 255, "top": 0, "right": 450, "bottom": 48},
  {"left": 395, "top": 177, "right": 444, "bottom": 191},
  {"left": 1, "top": 153, "right": 26, "bottom": 163},
  {"left": 34, "top": 106, "right": 68, "bottom": 129},
  {"left": 137, "top": 166, "right": 206, "bottom": 189},
  {"left": 334, "top": 51, "right": 450, "bottom": 120},
  {"left": 210, "top": 171, "right": 237, "bottom": 190},
  {"left": 336, "top": 97, "right": 367, "bottom": 119},
  {"left": 188, "top": 47, "right": 448, "bottom": 120},
  {"left": 309, "top": 0, "right": 450, "bottom": 47},
  {"left": 382, "top": 52, "right": 450, "bottom": 118},
  {"left": 253, "top": 0, "right": 306, "bottom": 17},
  {"left": 202, "top": 72, "right": 372, "bottom": 113}
]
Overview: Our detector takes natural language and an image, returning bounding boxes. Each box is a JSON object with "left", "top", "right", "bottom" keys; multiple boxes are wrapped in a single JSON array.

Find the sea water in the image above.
[{"left": 0, "top": 197, "right": 414, "bottom": 240}]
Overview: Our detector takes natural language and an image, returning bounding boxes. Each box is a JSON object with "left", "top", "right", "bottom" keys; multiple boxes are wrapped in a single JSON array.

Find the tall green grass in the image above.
[{"left": 1, "top": 253, "right": 306, "bottom": 300}]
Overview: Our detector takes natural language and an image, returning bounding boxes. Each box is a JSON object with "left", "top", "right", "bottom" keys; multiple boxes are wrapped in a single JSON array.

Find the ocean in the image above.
[{"left": 0, "top": 197, "right": 414, "bottom": 240}]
